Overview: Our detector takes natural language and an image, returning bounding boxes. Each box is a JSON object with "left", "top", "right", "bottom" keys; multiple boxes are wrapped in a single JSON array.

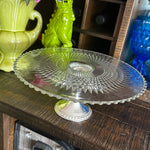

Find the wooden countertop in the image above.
[{"left": 0, "top": 71, "right": 150, "bottom": 150}]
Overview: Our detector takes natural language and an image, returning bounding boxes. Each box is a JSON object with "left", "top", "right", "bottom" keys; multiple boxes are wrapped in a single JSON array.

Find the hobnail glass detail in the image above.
[
  {"left": 54, "top": 100, "right": 92, "bottom": 122},
  {"left": 131, "top": 15, "right": 150, "bottom": 86}
]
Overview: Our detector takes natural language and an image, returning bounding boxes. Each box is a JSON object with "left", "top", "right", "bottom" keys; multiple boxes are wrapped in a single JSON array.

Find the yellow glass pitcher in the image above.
[{"left": 0, "top": 0, "right": 42, "bottom": 72}]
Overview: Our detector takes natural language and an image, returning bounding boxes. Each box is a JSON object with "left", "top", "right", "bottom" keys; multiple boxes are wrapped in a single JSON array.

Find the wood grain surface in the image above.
[
  {"left": 3, "top": 114, "right": 16, "bottom": 150},
  {"left": 0, "top": 71, "right": 150, "bottom": 150},
  {"left": 113, "top": 0, "right": 135, "bottom": 59},
  {"left": 0, "top": 113, "right": 3, "bottom": 150}
]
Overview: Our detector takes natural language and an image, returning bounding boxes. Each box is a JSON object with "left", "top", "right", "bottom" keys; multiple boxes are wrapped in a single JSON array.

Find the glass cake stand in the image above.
[{"left": 13, "top": 47, "right": 146, "bottom": 122}]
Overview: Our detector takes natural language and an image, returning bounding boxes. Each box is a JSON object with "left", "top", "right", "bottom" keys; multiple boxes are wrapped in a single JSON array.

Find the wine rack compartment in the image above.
[
  {"left": 79, "top": 34, "right": 111, "bottom": 54},
  {"left": 73, "top": 0, "right": 126, "bottom": 56}
]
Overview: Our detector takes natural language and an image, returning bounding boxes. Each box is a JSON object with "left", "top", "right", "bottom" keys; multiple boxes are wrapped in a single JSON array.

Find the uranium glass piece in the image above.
[
  {"left": 14, "top": 47, "right": 146, "bottom": 105},
  {"left": 0, "top": 0, "right": 42, "bottom": 72},
  {"left": 42, "top": 0, "right": 75, "bottom": 48}
]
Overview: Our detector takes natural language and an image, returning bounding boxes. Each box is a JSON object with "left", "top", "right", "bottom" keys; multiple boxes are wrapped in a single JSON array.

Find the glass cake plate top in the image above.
[{"left": 14, "top": 47, "right": 146, "bottom": 105}]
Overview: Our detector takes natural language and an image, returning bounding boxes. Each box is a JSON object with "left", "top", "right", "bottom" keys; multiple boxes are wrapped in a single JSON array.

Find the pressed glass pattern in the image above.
[{"left": 14, "top": 47, "right": 146, "bottom": 122}]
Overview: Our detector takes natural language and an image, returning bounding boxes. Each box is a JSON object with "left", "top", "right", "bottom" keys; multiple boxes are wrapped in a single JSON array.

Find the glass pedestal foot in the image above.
[{"left": 54, "top": 100, "right": 92, "bottom": 122}]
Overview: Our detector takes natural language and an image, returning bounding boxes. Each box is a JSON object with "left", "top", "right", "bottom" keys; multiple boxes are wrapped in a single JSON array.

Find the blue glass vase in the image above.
[{"left": 131, "top": 15, "right": 150, "bottom": 86}]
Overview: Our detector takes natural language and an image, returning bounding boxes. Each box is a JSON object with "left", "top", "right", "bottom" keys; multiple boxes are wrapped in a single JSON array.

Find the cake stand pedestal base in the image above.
[{"left": 54, "top": 100, "right": 92, "bottom": 122}]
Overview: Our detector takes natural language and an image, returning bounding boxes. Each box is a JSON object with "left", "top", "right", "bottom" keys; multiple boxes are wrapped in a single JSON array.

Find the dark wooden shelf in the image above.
[
  {"left": 98, "top": 0, "right": 126, "bottom": 4},
  {"left": 0, "top": 71, "right": 150, "bottom": 150},
  {"left": 76, "top": 0, "right": 127, "bottom": 56},
  {"left": 74, "top": 27, "right": 114, "bottom": 41}
]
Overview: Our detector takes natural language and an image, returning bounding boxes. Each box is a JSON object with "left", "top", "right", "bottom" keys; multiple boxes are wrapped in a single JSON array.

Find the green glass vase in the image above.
[{"left": 0, "top": 0, "right": 42, "bottom": 72}]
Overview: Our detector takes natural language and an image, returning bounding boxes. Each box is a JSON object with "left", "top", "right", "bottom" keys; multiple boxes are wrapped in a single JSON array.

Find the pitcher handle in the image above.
[
  {"left": 27, "top": 10, "right": 43, "bottom": 42},
  {"left": 0, "top": 50, "right": 4, "bottom": 65}
]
